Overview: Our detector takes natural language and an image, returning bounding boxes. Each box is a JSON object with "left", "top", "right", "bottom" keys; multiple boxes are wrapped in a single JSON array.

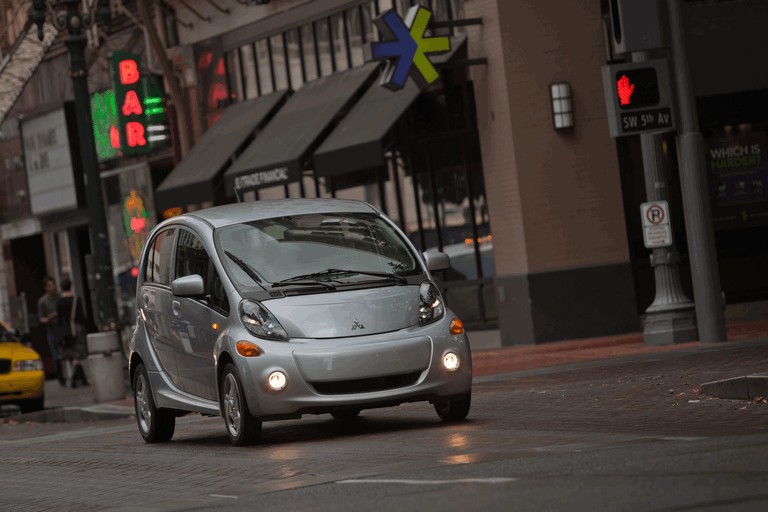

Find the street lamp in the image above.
[{"left": 32, "top": 0, "right": 118, "bottom": 331}]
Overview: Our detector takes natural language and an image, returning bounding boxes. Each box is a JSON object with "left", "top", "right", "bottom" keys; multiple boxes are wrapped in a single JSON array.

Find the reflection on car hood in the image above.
[
  {"left": 0, "top": 341, "right": 40, "bottom": 360},
  {"left": 266, "top": 286, "right": 420, "bottom": 338}
]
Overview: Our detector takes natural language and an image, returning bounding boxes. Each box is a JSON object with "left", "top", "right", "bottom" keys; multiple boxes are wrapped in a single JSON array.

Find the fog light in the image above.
[
  {"left": 442, "top": 352, "right": 460, "bottom": 371},
  {"left": 267, "top": 371, "right": 287, "bottom": 391}
]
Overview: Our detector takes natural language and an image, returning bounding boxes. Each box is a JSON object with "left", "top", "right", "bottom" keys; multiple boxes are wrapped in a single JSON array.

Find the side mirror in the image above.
[
  {"left": 423, "top": 251, "right": 450, "bottom": 272},
  {"left": 171, "top": 274, "right": 205, "bottom": 297}
]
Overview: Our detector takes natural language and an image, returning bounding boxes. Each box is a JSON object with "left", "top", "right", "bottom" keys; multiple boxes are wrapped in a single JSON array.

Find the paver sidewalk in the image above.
[{"left": 15, "top": 318, "right": 768, "bottom": 421}]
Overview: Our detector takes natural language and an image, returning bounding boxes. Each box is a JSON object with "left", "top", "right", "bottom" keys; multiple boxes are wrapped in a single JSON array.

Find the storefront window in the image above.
[
  {"left": 300, "top": 24, "right": 319, "bottom": 82},
  {"left": 270, "top": 34, "right": 290, "bottom": 91},
  {"left": 315, "top": 18, "right": 334, "bottom": 76},
  {"left": 239, "top": 44, "right": 259, "bottom": 99},
  {"left": 255, "top": 39, "right": 274, "bottom": 94},
  {"left": 285, "top": 29, "right": 304, "bottom": 90},
  {"left": 331, "top": 13, "right": 349, "bottom": 72}
]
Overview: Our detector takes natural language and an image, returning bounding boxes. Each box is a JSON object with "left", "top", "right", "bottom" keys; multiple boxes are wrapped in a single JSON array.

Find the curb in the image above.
[{"left": 700, "top": 373, "right": 768, "bottom": 400}]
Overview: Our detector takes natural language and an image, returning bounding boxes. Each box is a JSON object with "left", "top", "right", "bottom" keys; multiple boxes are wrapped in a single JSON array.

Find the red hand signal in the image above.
[{"left": 617, "top": 74, "right": 635, "bottom": 105}]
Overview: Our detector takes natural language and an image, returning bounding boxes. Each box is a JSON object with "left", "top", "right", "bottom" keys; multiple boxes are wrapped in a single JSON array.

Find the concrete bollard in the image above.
[{"left": 85, "top": 331, "right": 126, "bottom": 403}]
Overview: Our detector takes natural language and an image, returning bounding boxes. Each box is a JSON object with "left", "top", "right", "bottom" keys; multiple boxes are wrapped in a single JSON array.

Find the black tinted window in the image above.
[
  {"left": 175, "top": 230, "right": 209, "bottom": 284},
  {"left": 145, "top": 228, "right": 176, "bottom": 285}
]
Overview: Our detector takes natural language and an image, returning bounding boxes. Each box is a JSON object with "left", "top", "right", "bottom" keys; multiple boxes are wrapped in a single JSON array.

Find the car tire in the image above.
[
  {"left": 19, "top": 395, "right": 44, "bottom": 413},
  {"left": 330, "top": 408, "right": 361, "bottom": 420},
  {"left": 434, "top": 391, "right": 471, "bottom": 421},
  {"left": 133, "top": 363, "right": 175, "bottom": 443},
  {"left": 221, "top": 363, "right": 262, "bottom": 446}
]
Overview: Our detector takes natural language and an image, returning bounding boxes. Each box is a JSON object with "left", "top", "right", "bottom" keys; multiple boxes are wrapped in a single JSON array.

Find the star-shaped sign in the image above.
[{"left": 371, "top": 6, "right": 451, "bottom": 91}]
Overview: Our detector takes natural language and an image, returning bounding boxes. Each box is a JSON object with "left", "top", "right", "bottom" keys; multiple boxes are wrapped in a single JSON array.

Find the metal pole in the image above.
[
  {"left": 631, "top": 50, "right": 697, "bottom": 345},
  {"left": 63, "top": 0, "right": 118, "bottom": 329},
  {"left": 667, "top": 0, "right": 726, "bottom": 342}
]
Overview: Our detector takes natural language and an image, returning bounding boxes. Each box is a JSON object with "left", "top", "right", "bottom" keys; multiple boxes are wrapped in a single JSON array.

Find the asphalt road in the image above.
[{"left": 1, "top": 341, "right": 767, "bottom": 511}]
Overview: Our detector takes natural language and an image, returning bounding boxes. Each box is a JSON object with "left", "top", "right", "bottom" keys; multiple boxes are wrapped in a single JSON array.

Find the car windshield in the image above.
[{"left": 216, "top": 212, "right": 421, "bottom": 291}]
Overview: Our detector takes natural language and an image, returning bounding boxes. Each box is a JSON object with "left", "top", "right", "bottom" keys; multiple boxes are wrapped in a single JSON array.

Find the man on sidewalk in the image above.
[{"left": 36, "top": 276, "right": 63, "bottom": 385}]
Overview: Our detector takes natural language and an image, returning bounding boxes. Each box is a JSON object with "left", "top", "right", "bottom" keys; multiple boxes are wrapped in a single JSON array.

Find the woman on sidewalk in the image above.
[{"left": 55, "top": 278, "right": 90, "bottom": 388}]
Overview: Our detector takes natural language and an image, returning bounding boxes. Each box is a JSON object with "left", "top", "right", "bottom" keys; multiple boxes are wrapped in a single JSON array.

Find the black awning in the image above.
[
  {"left": 223, "top": 62, "right": 379, "bottom": 195},
  {"left": 154, "top": 90, "right": 288, "bottom": 212},
  {"left": 312, "top": 36, "right": 468, "bottom": 178}
]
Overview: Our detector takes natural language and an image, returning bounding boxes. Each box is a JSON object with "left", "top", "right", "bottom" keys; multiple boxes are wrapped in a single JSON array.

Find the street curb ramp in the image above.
[{"left": 700, "top": 373, "right": 768, "bottom": 400}]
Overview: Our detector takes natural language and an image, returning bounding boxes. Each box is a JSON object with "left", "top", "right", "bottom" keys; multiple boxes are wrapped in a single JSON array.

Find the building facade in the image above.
[{"left": 1, "top": 0, "right": 766, "bottom": 354}]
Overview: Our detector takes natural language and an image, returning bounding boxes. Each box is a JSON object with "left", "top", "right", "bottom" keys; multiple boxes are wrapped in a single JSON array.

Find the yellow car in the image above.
[{"left": 0, "top": 320, "right": 45, "bottom": 413}]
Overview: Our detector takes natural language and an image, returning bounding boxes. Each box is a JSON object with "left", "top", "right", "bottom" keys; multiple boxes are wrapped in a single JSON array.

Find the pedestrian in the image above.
[
  {"left": 55, "top": 278, "right": 90, "bottom": 388},
  {"left": 36, "top": 276, "right": 64, "bottom": 385}
]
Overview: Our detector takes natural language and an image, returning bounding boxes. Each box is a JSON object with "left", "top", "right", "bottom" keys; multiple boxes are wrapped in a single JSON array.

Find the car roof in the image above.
[{"left": 184, "top": 198, "right": 379, "bottom": 229}]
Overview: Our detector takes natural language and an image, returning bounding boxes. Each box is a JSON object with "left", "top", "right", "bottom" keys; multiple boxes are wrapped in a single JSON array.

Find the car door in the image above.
[
  {"left": 139, "top": 227, "right": 182, "bottom": 388},
  {"left": 172, "top": 229, "right": 225, "bottom": 401}
]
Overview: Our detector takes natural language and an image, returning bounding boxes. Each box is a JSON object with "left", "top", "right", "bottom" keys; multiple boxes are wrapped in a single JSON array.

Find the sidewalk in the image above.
[{"left": 15, "top": 317, "right": 768, "bottom": 422}]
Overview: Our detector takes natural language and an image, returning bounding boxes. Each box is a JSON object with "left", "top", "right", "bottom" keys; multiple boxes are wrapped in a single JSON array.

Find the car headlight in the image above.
[
  {"left": 239, "top": 300, "right": 289, "bottom": 341},
  {"left": 14, "top": 359, "right": 43, "bottom": 372},
  {"left": 418, "top": 280, "right": 445, "bottom": 325}
]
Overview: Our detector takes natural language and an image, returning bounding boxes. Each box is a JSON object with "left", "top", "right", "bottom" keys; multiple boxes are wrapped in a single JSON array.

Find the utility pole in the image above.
[
  {"left": 667, "top": 0, "right": 727, "bottom": 343},
  {"left": 631, "top": 52, "right": 697, "bottom": 345},
  {"left": 32, "top": 0, "right": 118, "bottom": 331}
]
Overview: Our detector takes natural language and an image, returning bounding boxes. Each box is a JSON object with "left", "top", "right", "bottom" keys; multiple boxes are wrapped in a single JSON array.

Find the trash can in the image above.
[{"left": 86, "top": 331, "right": 126, "bottom": 403}]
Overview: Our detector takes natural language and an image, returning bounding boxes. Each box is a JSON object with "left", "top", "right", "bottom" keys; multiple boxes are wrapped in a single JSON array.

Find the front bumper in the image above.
[
  {"left": 232, "top": 320, "right": 472, "bottom": 420},
  {"left": 0, "top": 371, "right": 45, "bottom": 403}
]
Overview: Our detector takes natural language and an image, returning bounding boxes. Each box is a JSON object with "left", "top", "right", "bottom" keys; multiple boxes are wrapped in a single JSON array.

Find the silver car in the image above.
[{"left": 130, "top": 199, "right": 472, "bottom": 445}]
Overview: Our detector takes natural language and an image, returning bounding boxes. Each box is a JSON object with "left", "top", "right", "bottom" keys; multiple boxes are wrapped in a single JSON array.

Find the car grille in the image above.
[
  {"left": 0, "top": 359, "right": 10, "bottom": 374},
  {"left": 310, "top": 371, "right": 422, "bottom": 395}
]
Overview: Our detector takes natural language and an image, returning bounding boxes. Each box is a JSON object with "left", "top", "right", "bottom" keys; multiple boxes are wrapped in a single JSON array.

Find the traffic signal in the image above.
[
  {"left": 615, "top": 67, "right": 660, "bottom": 110},
  {"left": 601, "top": 59, "right": 675, "bottom": 137}
]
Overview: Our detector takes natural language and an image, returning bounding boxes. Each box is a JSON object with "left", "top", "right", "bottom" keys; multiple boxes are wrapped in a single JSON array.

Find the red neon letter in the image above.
[
  {"left": 125, "top": 122, "right": 146, "bottom": 147},
  {"left": 119, "top": 59, "right": 140, "bottom": 85},
  {"left": 122, "top": 90, "right": 143, "bottom": 116},
  {"left": 109, "top": 125, "right": 120, "bottom": 148}
]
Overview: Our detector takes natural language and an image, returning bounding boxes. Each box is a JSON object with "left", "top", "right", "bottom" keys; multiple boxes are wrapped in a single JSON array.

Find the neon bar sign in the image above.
[{"left": 107, "top": 51, "right": 169, "bottom": 157}]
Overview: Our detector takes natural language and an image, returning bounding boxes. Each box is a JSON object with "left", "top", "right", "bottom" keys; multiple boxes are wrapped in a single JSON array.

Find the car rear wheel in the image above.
[
  {"left": 221, "top": 364, "right": 262, "bottom": 446},
  {"left": 434, "top": 391, "right": 471, "bottom": 421},
  {"left": 133, "top": 363, "right": 175, "bottom": 443}
]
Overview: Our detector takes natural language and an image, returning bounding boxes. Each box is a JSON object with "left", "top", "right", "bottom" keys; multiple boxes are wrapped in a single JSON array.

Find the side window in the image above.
[
  {"left": 211, "top": 271, "right": 230, "bottom": 314},
  {"left": 175, "top": 230, "right": 210, "bottom": 284},
  {"left": 175, "top": 229, "right": 230, "bottom": 314},
  {"left": 145, "top": 228, "right": 176, "bottom": 286}
]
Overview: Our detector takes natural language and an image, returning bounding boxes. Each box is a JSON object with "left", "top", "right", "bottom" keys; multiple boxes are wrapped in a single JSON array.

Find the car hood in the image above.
[
  {"left": 0, "top": 341, "right": 40, "bottom": 360},
  {"left": 266, "top": 285, "right": 421, "bottom": 338}
]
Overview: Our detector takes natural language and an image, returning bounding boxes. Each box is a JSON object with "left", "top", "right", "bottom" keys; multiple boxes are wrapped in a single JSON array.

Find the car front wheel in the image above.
[
  {"left": 221, "top": 364, "right": 262, "bottom": 446},
  {"left": 133, "top": 363, "right": 175, "bottom": 443},
  {"left": 434, "top": 391, "right": 471, "bottom": 421},
  {"left": 19, "top": 395, "right": 44, "bottom": 413}
]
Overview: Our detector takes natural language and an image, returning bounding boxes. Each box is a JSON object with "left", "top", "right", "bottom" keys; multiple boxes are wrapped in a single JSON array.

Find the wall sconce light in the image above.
[{"left": 550, "top": 82, "right": 573, "bottom": 130}]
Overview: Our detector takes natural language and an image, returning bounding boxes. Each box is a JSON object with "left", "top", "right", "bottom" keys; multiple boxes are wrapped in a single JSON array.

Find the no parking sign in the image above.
[{"left": 641, "top": 201, "right": 672, "bottom": 248}]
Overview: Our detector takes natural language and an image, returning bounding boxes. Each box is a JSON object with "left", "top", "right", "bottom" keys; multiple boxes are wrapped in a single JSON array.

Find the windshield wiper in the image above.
[
  {"left": 270, "top": 279, "right": 336, "bottom": 290},
  {"left": 275, "top": 268, "right": 407, "bottom": 286},
  {"left": 224, "top": 251, "right": 262, "bottom": 284}
]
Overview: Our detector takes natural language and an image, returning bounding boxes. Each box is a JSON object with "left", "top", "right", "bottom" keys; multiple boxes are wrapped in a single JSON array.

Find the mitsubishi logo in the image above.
[{"left": 351, "top": 319, "right": 366, "bottom": 330}]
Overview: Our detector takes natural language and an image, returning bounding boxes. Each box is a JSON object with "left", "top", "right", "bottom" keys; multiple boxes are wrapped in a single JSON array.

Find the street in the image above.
[{"left": 1, "top": 340, "right": 767, "bottom": 511}]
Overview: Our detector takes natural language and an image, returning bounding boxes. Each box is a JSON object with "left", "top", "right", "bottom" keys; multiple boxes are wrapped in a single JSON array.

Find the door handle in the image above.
[{"left": 171, "top": 300, "right": 181, "bottom": 316}]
